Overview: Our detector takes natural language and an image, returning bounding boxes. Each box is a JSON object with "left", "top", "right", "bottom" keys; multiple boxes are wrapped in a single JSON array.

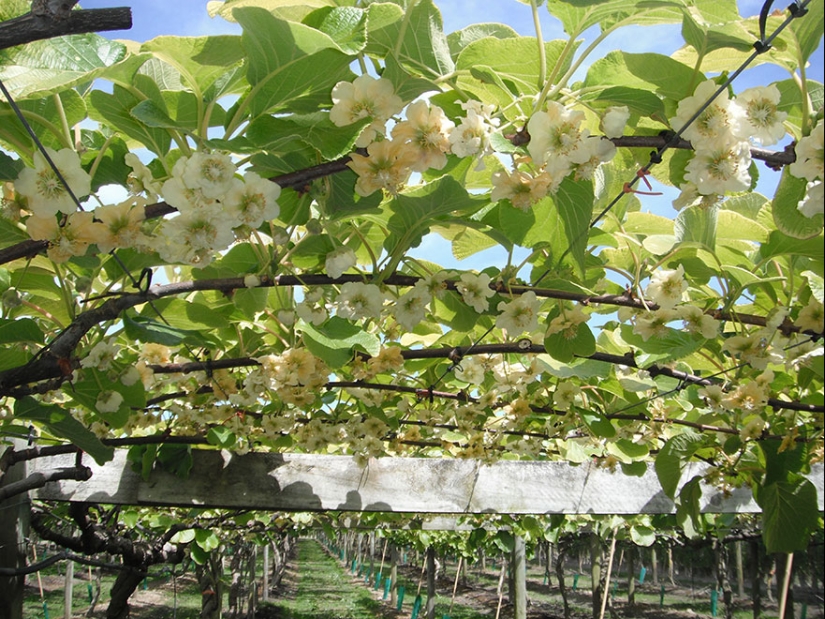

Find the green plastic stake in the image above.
[
  {"left": 375, "top": 572, "right": 382, "bottom": 590},
  {"left": 411, "top": 594, "right": 422, "bottom": 619},
  {"left": 87, "top": 582, "right": 94, "bottom": 602},
  {"left": 801, "top": 603, "right": 808, "bottom": 619},
  {"left": 660, "top": 584, "right": 665, "bottom": 607},
  {"left": 142, "top": 577, "right": 148, "bottom": 590},
  {"left": 639, "top": 566, "right": 647, "bottom": 584},
  {"left": 351, "top": 558, "right": 357, "bottom": 573},
  {"left": 710, "top": 588, "right": 718, "bottom": 618},
  {"left": 383, "top": 577, "right": 391, "bottom": 600},
  {"left": 572, "top": 573, "right": 580, "bottom": 591},
  {"left": 397, "top": 586, "right": 406, "bottom": 610},
  {"left": 42, "top": 601, "right": 49, "bottom": 619}
]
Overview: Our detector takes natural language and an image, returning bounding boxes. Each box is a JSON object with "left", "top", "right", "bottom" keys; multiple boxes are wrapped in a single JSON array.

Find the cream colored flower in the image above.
[
  {"left": 181, "top": 151, "right": 237, "bottom": 199},
  {"left": 448, "top": 100, "right": 499, "bottom": 158},
  {"left": 125, "top": 153, "right": 161, "bottom": 199},
  {"left": 553, "top": 382, "right": 581, "bottom": 411},
  {"left": 15, "top": 147, "right": 91, "bottom": 217},
  {"left": 154, "top": 203, "right": 236, "bottom": 267},
  {"left": 325, "top": 246, "right": 357, "bottom": 279},
  {"left": 93, "top": 197, "right": 147, "bottom": 253},
  {"left": 527, "top": 101, "right": 586, "bottom": 166},
  {"left": 26, "top": 211, "right": 105, "bottom": 263},
  {"left": 569, "top": 136, "right": 616, "bottom": 180},
  {"left": 798, "top": 181, "right": 823, "bottom": 218},
  {"left": 545, "top": 305, "right": 590, "bottom": 338},
  {"left": 645, "top": 265, "right": 687, "bottom": 310},
  {"left": 395, "top": 283, "right": 430, "bottom": 331},
  {"left": 455, "top": 272, "right": 495, "bottom": 313},
  {"left": 633, "top": 308, "right": 678, "bottom": 341},
  {"left": 336, "top": 281, "right": 384, "bottom": 321},
  {"left": 330, "top": 75, "right": 404, "bottom": 148},
  {"left": 670, "top": 80, "right": 745, "bottom": 148},
  {"left": 95, "top": 390, "right": 124, "bottom": 414},
  {"left": 789, "top": 120, "right": 823, "bottom": 181},
  {"left": 736, "top": 85, "right": 787, "bottom": 146},
  {"left": 490, "top": 169, "right": 553, "bottom": 210},
  {"left": 672, "top": 182, "right": 722, "bottom": 211},
  {"left": 224, "top": 172, "right": 280, "bottom": 228},
  {"left": 392, "top": 100, "right": 455, "bottom": 171},
  {"left": 796, "top": 299, "right": 824, "bottom": 333},
  {"left": 347, "top": 139, "right": 416, "bottom": 197},
  {"left": 676, "top": 305, "right": 719, "bottom": 339},
  {"left": 601, "top": 106, "right": 630, "bottom": 139},
  {"left": 684, "top": 139, "right": 752, "bottom": 195},
  {"left": 80, "top": 339, "right": 120, "bottom": 371},
  {"left": 495, "top": 291, "right": 541, "bottom": 336}
]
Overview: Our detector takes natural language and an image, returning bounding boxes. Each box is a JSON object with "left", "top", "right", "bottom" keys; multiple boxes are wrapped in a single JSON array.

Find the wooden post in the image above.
[
  {"left": 591, "top": 533, "right": 603, "bottom": 619},
  {"left": 512, "top": 535, "right": 527, "bottom": 619},
  {"left": 426, "top": 546, "right": 436, "bottom": 619},
  {"left": 651, "top": 547, "right": 658, "bottom": 586},
  {"left": 777, "top": 553, "right": 794, "bottom": 619},
  {"left": 736, "top": 542, "right": 745, "bottom": 598},
  {"left": 390, "top": 545, "right": 399, "bottom": 606},
  {"left": 64, "top": 559, "right": 74, "bottom": 619},
  {"left": 627, "top": 544, "right": 636, "bottom": 607},
  {"left": 750, "top": 539, "right": 762, "bottom": 619},
  {"left": 0, "top": 442, "right": 28, "bottom": 619},
  {"left": 262, "top": 544, "right": 269, "bottom": 602},
  {"left": 599, "top": 531, "right": 618, "bottom": 619}
]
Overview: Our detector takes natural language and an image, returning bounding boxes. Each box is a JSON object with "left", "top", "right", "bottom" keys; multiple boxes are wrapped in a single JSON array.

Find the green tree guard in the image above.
[
  {"left": 660, "top": 585, "right": 665, "bottom": 607},
  {"left": 383, "top": 577, "right": 391, "bottom": 600},
  {"left": 573, "top": 573, "right": 580, "bottom": 591},
  {"left": 711, "top": 588, "right": 718, "bottom": 617},
  {"left": 802, "top": 604, "right": 808, "bottom": 619},
  {"left": 365, "top": 566, "right": 372, "bottom": 584},
  {"left": 411, "top": 594, "right": 422, "bottom": 619},
  {"left": 87, "top": 583, "right": 93, "bottom": 602},
  {"left": 639, "top": 566, "right": 647, "bottom": 584},
  {"left": 375, "top": 572, "right": 382, "bottom": 590},
  {"left": 351, "top": 558, "right": 357, "bottom": 573},
  {"left": 397, "top": 586, "right": 406, "bottom": 610},
  {"left": 142, "top": 577, "right": 148, "bottom": 590},
  {"left": 42, "top": 601, "right": 49, "bottom": 619}
]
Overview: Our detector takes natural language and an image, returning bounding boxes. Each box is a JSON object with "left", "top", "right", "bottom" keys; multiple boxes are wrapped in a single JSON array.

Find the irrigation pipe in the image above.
[{"left": 599, "top": 529, "right": 619, "bottom": 619}]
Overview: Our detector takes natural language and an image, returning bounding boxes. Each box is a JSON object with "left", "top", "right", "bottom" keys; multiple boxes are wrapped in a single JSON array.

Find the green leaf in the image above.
[
  {"left": 759, "top": 230, "right": 824, "bottom": 261},
  {"left": 771, "top": 167, "right": 824, "bottom": 239},
  {"left": 546, "top": 0, "right": 682, "bottom": 37},
  {"left": 235, "top": 7, "right": 353, "bottom": 118},
  {"left": 630, "top": 525, "right": 656, "bottom": 547},
  {"left": 0, "top": 151, "right": 23, "bottom": 181},
  {"left": 655, "top": 430, "right": 704, "bottom": 499},
  {"left": 584, "top": 51, "right": 697, "bottom": 101},
  {"left": 0, "top": 34, "right": 126, "bottom": 99},
  {"left": 14, "top": 397, "right": 114, "bottom": 465},
  {"left": 195, "top": 529, "right": 221, "bottom": 551},
  {"left": 156, "top": 444, "right": 194, "bottom": 479},
  {"left": 675, "top": 475, "right": 705, "bottom": 538},
  {"left": 67, "top": 368, "right": 146, "bottom": 428},
  {"left": 123, "top": 314, "right": 216, "bottom": 347},
  {"left": 207, "top": 426, "right": 237, "bottom": 448},
  {"left": 576, "top": 407, "right": 616, "bottom": 438},
  {"left": 298, "top": 316, "right": 381, "bottom": 368},
  {"left": 580, "top": 85, "right": 665, "bottom": 119},
  {"left": 554, "top": 177, "right": 594, "bottom": 276},
  {"left": 247, "top": 113, "right": 370, "bottom": 160},
  {"left": 0, "top": 318, "right": 43, "bottom": 344},
  {"left": 447, "top": 23, "right": 519, "bottom": 57},
  {"left": 757, "top": 476, "right": 820, "bottom": 553},
  {"left": 303, "top": 6, "right": 368, "bottom": 55},
  {"left": 130, "top": 91, "right": 200, "bottom": 131},
  {"left": 189, "top": 543, "right": 209, "bottom": 565},
  {"left": 87, "top": 85, "right": 172, "bottom": 156},
  {"left": 544, "top": 322, "right": 596, "bottom": 363},
  {"left": 366, "top": 0, "right": 454, "bottom": 80},
  {"left": 681, "top": 7, "right": 754, "bottom": 57},
  {"left": 620, "top": 324, "right": 705, "bottom": 361},
  {"left": 788, "top": 0, "right": 824, "bottom": 66},
  {"left": 0, "top": 88, "right": 87, "bottom": 153},
  {"left": 675, "top": 204, "right": 718, "bottom": 249}
]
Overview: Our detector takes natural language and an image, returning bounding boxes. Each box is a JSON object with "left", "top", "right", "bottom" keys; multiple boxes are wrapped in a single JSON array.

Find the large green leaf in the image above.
[
  {"left": 87, "top": 85, "right": 172, "bottom": 155},
  {"left": 775, "top": 78, "right": 824, "bottom": 138},
  {"left": 303, "top": 6, "right": 369, "bottom": 55},
  {"left": 584, "top": 51, "right": 697, "bottom": 101},
  {"left": 141, "top": 35, "right": 246, "bottom": 98},
  {"left": 680, "top": 7, "right": 754, "bottom": 57},
  {"left": 247, "top": 113, "right": 369, "bottom": 160},
  {"left": 446, "top": 23, "right": 519, "bottom": 57},
  {"left": 787, "top": 0, "right": 824, "bottom": 66},
  {"left": 675, "top": 204, "right": 718, "bottom": 249},
  {"left": 544, "top": 322, "right": 596, "bottom": 363},
  {"left": 757, "top": 475, "right": 820, "bottom": 553},
  {"left": 655, "top": 430, "right": 705, "bottom": 499},
  {"left": 0, "top": 34, "right": 126, "bottom": 99},
  {"left": 0, "top": 88, "right": 86, "bottom": 154},
  {"left": 235, "top": 7, "right": 353, "bottom": 118},
  {"left": 66, "top": 368, "right": 147, "bottom": 429},
  {"left": 366, "top": 0, "right": 454, "bottom": 80},
  {"left": 0, "top": 318, "right": 43, "bottom": 344},
  {"left": 546, "top": 0, "right": 682, "bottom": 36},
  {"left": 14, "top": 396, "right": 114, "bottom": 465}
]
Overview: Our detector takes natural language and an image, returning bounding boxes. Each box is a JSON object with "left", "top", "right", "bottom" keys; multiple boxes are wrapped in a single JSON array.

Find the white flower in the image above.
[
  {"left": 15, "top": 147, "right": 91, "bottom": 217},
  {"left": 325, "top": 247, "right": 357, "bottom": 279},
  {"left": 789, "top": 120, "right": 823, "bottom": 181},
  {"left": 80, "top": 339, "right": 119, "bottom": 371},
  {"left": 722, "top": 331, "right": 784, "bottom": 370},
  {"left": 93, "top": 198, "right": 147, "bottom": 253},
  {"left": 553, "top": 382, "right": 581, "bottom": 411},
  {"left": 684, "top": 139, "right": 752, "bottom": 195},
  {"left": 181, "top": 151, "right": 237, "bottom": 199},
  {"left": 495, "top": 291, "right": 541, "bottom": 336},
  {"left": 244, "top": 274, "right": 261, "bottom": 288},
  {"left": 392, "top": 100, "right": 455, "bottom": 171},
  {"left": 120, "top": 366, "right": 141, "bottom": 387},
  {"left": 796, "top": 299, "right": 824, "bottom": 333},
  {"left": 95, "top": 390, "right": 123, "bottom": 414},
  {"left": 296, "top": 302, "right": 327, "bottom": 325},
  {"left": 330, "top": 75, "right": 404, "bottom": 148},
  {"left": 672, "top": 182, "right": 722, "bottom": 211},
  {"left": 490, "top": 169, "right": 555, "bottom": 210},
  {"left": 455, "top": 272, "right": 495, "bottom": 313},
  {"left": 736, "top": 85, "right": 787, "bottom": 146},
  {"left": 454, "top": 356, "right": 485, "bottom": 385},
  {"left": 739, "top": 415, "right": 766, "bottom": 440},
  {"left": 527, "top": 101, "right": 586, "bottom": 166},
  {"left": 125, "top": 152, "right": 161, "bottom": 199},
  {"left": 26, "top": 211, "right": 105, "bottom": 263},
  {"left": 224, "top": 172, "right": 280, "bottom": 229},
  {"left": 448, "top": 100, "right": 499, "bottom": 158},
  {"left": 633, "top": 308, "right": 678, "bottom": 341},
  {"left": 601, "top": 106, "right": 630, "bottom": 139},
  {"left": 670, "top": 80, "right": 746, "bottom": 148},
  {"left": 676, "top": 305, "right": 719, "bottom": 339},
  {"left": 347, "top": 139, "right": 416, "bottom": 197},
  {"left": 798, "top": 181, "right": 824, "bottom": 218},
  {"left": 395, "top": 283, "right": 430, "bottom": 331},
  {"left": 569, "top": 136, "right": 616, "bottom": 180},
  {"left": 336, "top": 282, "right": 384, "bottom": 321},
  {"left": 646, "top": 265, "right": 687, "bottom": 310},
  {"left": 154, "top": 203, "right": 236, "bottom": 267}
]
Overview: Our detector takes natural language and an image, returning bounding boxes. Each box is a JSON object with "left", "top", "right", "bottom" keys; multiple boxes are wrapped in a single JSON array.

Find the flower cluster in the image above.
[
  {"left": 671, "top": 81, "right": 787, "bottom": 205},
  {"left": 17, "top": 148, "right": 281, "bottom": 266},
  {"left": 789, "top": 119, "right": 824, "bottom": 218},
  {"left": 242, "top": 348, "right": 329, "bottom": 407}
]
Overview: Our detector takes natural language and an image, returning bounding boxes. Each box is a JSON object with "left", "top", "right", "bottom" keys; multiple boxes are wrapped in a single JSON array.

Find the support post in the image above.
[
  {"left": 0, "top": 442, "right": 29, "bottom": 619},
  {"left": 512, "top": 535, "right": 527, "bottom": 619},
  {"left": 426, "top": 546, "right": 436, "bottom": 619},
  {"left": 64, "top": 558, "right": 74, "bottom": 619}
]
